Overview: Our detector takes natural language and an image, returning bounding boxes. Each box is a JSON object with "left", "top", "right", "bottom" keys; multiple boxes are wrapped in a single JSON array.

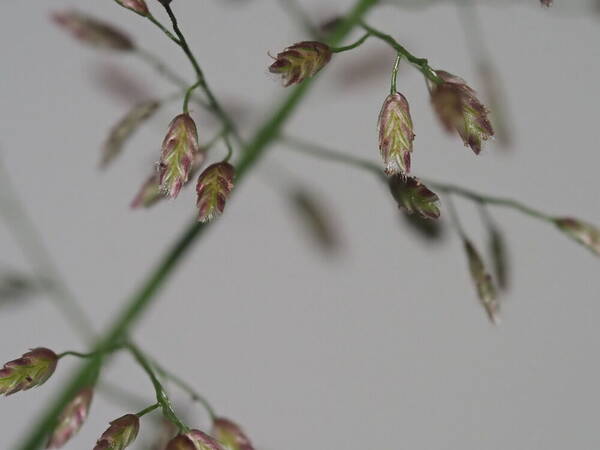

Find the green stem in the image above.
[
  {"left": 390, "top": 53, "right": 401, "bottom": 94},
  {"left": 127, "top": 343, "right": 189, "bottom": 433},
  {"left": 429, "top": 182, "right": 554, "bottom": 222},
  {"left": 280, "top": 134, "right": 382, "bottom": 176},
  {"left": 57, "top": 351, "right": 97, "bottom": 360},
  {"left": 279, "top": 135, "right": 555, "bottom": 223},
  {"left": 135, "top": 48, "right": 188, "bottom": 91},
  {"left": 135, "top": 402, "right": 160, "bottom": 418},
  {"left": 359, "top": 22, "right": 442, "bottom": 84},
  {"left": 98, "top": 381, "right": 149, "bottom": 412},
  {"left": 16, "top": 1, "right": 377, "bottom": 448},
  {"left": 153, "top": 362, "right": 217, "bottom": 420},
  {"left": 444, "top": 194, "right": 468, "bottom": 239},
  {"left": 331, "top": 33, "right": 371, "bottom": 53},
  {"left": 222, "top": 133, "right": 234, "bottom": 163},
  {"left": 57, "top": 344, "right": 123, "bottom": 360},
  {"left": 147, "top": 14, "right": 182, "bottom": 45},
  {"left": 183, "top": 80, "right": 202, "bottom": 113},
  {"left": 135, "top": 49, "right": 210, "bottom": 109},
  {"left": 160, "top": 3, "right": 242, "bottom": 147}
]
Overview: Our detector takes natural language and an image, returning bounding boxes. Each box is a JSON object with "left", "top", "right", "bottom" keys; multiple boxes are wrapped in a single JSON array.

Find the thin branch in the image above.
[
  {"left": 135, "top": 402, "right": 161, "bottom": 418},
  {"left": 279, "top": 135, "right": 555, "bottom": 223},
  {"left": 359, "top": 21, "right": 442, "bottom": 83},
  {"left": 153, "top": 361, "right": 217, "bottom": 420},
  {"left": 160, "top": 3, "right": 243, "bottom": 147},
  {"left": 135, "top": 48, "right": 210, "bottom": 109},
  {"left": 331, "top": 33, "right": 371, "bottom": 53},
  {"left": 429, "top": 182, "right": 553, "bottom": 222},
  {"left": 127, "top": 343, "right": 189, "bottom": 433},
  {"left": 280, "top": 134, "right": 382, "bottom": 176}
]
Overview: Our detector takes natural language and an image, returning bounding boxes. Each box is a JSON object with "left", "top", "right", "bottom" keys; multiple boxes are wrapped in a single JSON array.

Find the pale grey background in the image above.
[{"left": 1, "top": 1, "right": 599, "bottom": 449}]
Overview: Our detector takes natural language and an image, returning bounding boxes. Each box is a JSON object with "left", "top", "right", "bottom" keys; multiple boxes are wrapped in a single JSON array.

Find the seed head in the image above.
[
  {"left": 290, "top": 189, "right": 340, "bottom": 253},
  {"left": 212, "top": 417, "right": 255, "bottom": 450},
  {"left": 132, "top": 152, "right": 205, "bottom": 209},
  {"left": 166, "top": 430, "right": 224, "bottom": 450},
  {"left": 0, "top": 348, "right": 58, "bottom": 395},
  {"left": 131, "top": 172, "right": 162, "bottom": 209},
  {"left": 47, "top": 387, "right": 94, "bottom": 448},
  {"left": 93, "top": 414, "right": 140, "bottom": 450},
  {"left": 430, "top": 70, "right": 494, "bottom": 154},
  {"left": 487, "top": 225, "right": 510, "bottom": 291},
  {"left": 540, "top": 0, "right": 553, "bottom": 6},
  {"left": 378, "top": 92, "right": 415, "bottom": 175},
  {"left": 269, "top": 41, "right": 332, "bottom": 87},
  {"left": 114, "top": 0, "right": 150, "bottom": 16},
  {"left": 463, "top": 239, "right": 499, "bottom": 324},
  {"left": 555, "top": 217, "right": 600, "bottom": 256},
  {"left": 196, "top": 162, "right": 235, "bottom": 223},
  {"left": 388, "top": 176, "right": 440, "bottom": 220},
  {"left": 159, "top": 114, "right": 202, "bottom": 198},
  {"left": 52, "top": 10, "right": 134, "bottom": 51},
  {"left": 102, "top": 99, "right": 161, "bottom": 168}
]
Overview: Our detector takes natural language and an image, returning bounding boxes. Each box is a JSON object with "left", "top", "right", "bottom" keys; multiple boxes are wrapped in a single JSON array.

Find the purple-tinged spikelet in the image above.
[
  {"left": 291, "top": 190, "right": 340, "bottom": 253},
  {"left": 212, "top": 418, "right": 255, "bottom": 450},
  {"left": 269, "top": 41, "right": 332, "bottom": 87},
  {"left": 430, "top": 70, "right": 494, "bottom": 155},
  {"left": 488, "top": 225, "right": 510, "bottom": 291},
  {"left": 463, "top": 239, "right": 499, "bottom": 324},
  {"left": 131, "top": 172, "right": 162, "bottom": 209},
  {"left": 0, "top": 348, "right": 58, "bottom": 395},
  {"left": 115, "top": 0, "right": 150, "bottom": 16},
  {"left": 388, "top": 176, "right": 440, "bottom": 220},
  {"left": 196, "top": 163, "right": 235, "bottom": 223},
  {"left": 93, "top": 414, "right": 140, "bottom": 450},
  {"left": 555, "top": 218, "right": 600, "bottom": 256},
  {"left": 167, "top": 430, "right": 224, "bottom": 450},
  {"left": 378, "top": 93, "right": 415, "bottom": 175},
  {"left": 0, "top": 347, "right": 58, "bottom": 395},
  {"left": 101, "top": 99, "right": 160, "bottom": 168},
  {"left": 52, "top": 11, "right": 134, "bottom": 51},
  {"left": 166, "top": 435, "right": 196, "bottom": 450},
  {"left": 159, "top": 114, "right": 202, "bottom": 198},
  {"left": 132, "top": 153, "right": 206, "bottom": 209},
  {"left": 47, "top": 387, "right": 94, "bottom": 448}
]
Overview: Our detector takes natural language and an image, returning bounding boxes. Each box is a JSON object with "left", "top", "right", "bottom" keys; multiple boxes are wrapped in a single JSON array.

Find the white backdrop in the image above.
[{"left": 1, "top": 1, "right": 599, "bottom": 449}]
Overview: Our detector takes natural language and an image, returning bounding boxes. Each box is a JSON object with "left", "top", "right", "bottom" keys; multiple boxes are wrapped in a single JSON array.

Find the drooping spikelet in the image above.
[
  {"left": 555, "top": 217, "right": 600, "bottom": 256},
  {"left": 388, "top": 176, "right": 440, "bottom": 220},
  {"left": 114, "top": 0, "right": 150, "bottom": 16},
  {"left": 101, "top": 99, "right": 160, "bottom": 168},
  {"left": 159, "top": 114, "right": 201, "bottom": 198},
  {"left": 0, "top": 348, "right": 58, "bottom": 396},
  {"left": 290, "top": 189, "right": 340, "bottom": 253},
  {"left": 132, "top": 153, "right": 206, "bottom": 209},
  {"left": 47, "top": 387, "right": 94, "bottom": 448},
  {"left": 377, "top": 92, "right": 415, "bottom": 175},
  {"left": 196, "top": 162, "right": 235, "bottom": 223},
  {"left": 430, "top": 70, "right": 494, "bottom": 154},
  {"left": 463, "top": 239, "right": 499, "bottom": 324},
  {"left": 93, "top": 414, "right": 140, "bottom": 450},
  {"left": 269, "top": 41, "right": 332, "bottom": 87},
  {"left": 52, "top": 10, "right": 134, "bottom": 51},
  {"left": 212, "top": 417, "right": 255, "bottom": 450},
  {"left": 166, "top": 430, "right": 224, "bottom": 450}
]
